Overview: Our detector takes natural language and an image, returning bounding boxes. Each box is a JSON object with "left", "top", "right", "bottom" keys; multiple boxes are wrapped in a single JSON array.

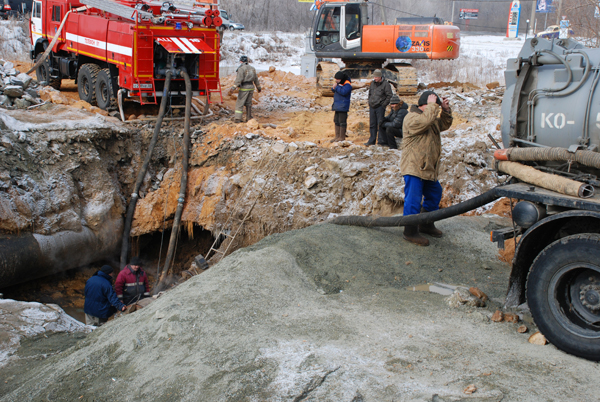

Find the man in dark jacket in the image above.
[
  {"left": 115, "top": 256, "right": 151, "bottom": 306},
  {"left": 380, "top": 95, "right": 408, "bottom": 149},
  {"left": 330, "top": 70, "right": 352, "bottom": 143},
  {"left": 84, "top": 265, "right": 126, "bottom": 326},
  {"left": 365, "top": 69, "right": 393, "bottom": 146}
]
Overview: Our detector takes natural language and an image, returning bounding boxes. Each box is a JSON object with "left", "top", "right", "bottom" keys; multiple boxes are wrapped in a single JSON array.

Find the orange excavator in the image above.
[{"left": 311, "top": 0, "right": 460, "bottom": 95}]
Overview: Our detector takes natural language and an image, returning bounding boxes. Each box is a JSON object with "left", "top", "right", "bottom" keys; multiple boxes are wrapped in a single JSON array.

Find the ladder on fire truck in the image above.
[{"left": 80, "top": 0, "right": 153, "bottom": 20}]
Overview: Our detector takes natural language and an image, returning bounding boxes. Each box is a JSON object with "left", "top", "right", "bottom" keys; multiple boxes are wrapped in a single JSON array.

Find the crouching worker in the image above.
[
  {"left": 84, "top": 265, "right": 126, "bottom": 326},
  {"left": 400, "top": 91, "right": 452, "bottom": 246},
  {"left": 115, "top": 256, "right": 151, "bottom": 306},
  {"left": 380, "top": 95, "right": 408, "bottom": 149}
]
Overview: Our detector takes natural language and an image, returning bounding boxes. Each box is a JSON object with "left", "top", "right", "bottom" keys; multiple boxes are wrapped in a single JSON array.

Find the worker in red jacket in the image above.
[{"left": 115, "top": 256, "right": 150, "bottom": 305}]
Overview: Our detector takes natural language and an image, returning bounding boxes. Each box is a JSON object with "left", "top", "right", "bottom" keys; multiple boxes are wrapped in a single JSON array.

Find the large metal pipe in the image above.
[
  {"left": 157, "top": 70, "right": 192, "bottom": 287},
  {"left": 495, "top": 147, "right": 600, "bottom": 170},
  {"left": 0, "top": 218, "right": 122, "bottom": 288},
  {"left": 120, "top": 72, "right": 173, "bottom": 268}
]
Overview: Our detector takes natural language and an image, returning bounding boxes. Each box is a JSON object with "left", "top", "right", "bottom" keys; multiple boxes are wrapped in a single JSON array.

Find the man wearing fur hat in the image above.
[
  {"left": 84, "top": 265, "right": 127, "bottom": 326},
  {"left": 400, "top": 91, "right": 452, "bottom": 246}
]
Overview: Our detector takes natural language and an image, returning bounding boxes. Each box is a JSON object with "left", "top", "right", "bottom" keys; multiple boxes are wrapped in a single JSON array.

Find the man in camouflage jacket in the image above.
[{"left": 230, "top": 55, "right": 261, "bottom": 122}]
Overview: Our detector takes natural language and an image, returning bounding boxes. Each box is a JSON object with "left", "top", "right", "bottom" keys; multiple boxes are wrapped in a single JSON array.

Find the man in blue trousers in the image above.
[
  {"left": 400, "top": 91, "right": 452, "bottom": 246},
  {"left": 84, "top": 265, "right": 127, "bottom": 326}
]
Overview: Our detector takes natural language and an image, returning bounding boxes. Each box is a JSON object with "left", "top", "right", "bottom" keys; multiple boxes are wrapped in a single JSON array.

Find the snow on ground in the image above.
[
  {"left": 220, "top": 31, "right": 526, "bottom": 86},
  {"left": 0, "top": 20, "right": 30, "bottom": 62},
  {"left": 417, "top": 34, "right": 526, "bottom": 86},
  {"left": 0, "top": 299, "right": 93, "bottom": 368}
]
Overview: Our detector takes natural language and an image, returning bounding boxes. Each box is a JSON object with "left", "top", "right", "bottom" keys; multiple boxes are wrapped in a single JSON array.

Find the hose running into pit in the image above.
[
  {"left": 328, "top": 188, "right": 500, "bottom": 227},
  {"left": 120, "top": 71, "right": 173, "bottom": 268},
  {"left": 495, "top": 147, "right": 600, "bottom": 170},
  {"left": 158, "top": 71, "right": 192, "bottom": 286}
]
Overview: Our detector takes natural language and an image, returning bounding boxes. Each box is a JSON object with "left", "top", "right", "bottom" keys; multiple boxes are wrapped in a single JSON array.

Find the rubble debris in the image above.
[
  {"left": 517, "top": 325, "right": 528, "bottom": 333},
  {"left": 469, "top": 287, "right": 488, "bottom": 301},
  {"left": 491, "top": 310, "right": 504, "bottom": 322},
  {"left": 503, "top": 312, "right": 519, "bottom": 323},
  {"left": 447, "top": 287, "right": 485, "bottom": 308},
  {"left": 528, "top": 331, "right": 548, "bottom": 345},
  {"left": 464, "top": 384, "right": 477, "bottom": 394}
]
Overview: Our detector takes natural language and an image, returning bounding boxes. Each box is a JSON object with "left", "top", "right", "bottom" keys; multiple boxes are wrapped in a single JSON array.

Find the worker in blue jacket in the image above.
[
  {"left": 84, "top": 265, "right": 127, "bottom": 327},
  {"left": 330, "top": 70, "right": 352, "bottom": 143}
]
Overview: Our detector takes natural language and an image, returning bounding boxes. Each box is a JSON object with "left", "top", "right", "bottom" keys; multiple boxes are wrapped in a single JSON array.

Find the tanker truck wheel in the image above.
[
  {"left": 526, "top": 234, "right": 600, "bottom": 360},
  {"left": 77, "top": 63, "right": 100, "bottom": 106},
  {"left": 95, "top": 69, "right": 116, "bottom": 110},
  {"left": 35, "top": 54, "right": 61, "bottom": 90}
]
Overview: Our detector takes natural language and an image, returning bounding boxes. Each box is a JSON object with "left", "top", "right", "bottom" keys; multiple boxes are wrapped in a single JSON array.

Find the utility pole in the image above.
[
  {"left": 555, "top": 0, "right": 563, "bottom": 24},
  {"left": 378, "top": 0, "right": 387, "bottom": 24},
  {"left": 529, "top": 0, "right": 536, "bottom": 36},
  {"left": 452, "top": 0, "right": 455, "bottom": 24}
]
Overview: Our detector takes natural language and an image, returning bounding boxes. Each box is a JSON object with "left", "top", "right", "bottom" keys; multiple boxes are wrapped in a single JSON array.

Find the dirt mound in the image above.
[
  {"left": 428, "top": 81, "right": 480, "bottom": 90},
  {"left": 3, "top": 216, "right": 599, "bottom": 401}
]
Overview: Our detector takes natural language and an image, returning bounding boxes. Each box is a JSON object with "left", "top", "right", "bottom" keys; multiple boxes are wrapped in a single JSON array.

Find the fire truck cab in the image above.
[{"left": 29, "top": 0, "right": 222, "bottom": 111}]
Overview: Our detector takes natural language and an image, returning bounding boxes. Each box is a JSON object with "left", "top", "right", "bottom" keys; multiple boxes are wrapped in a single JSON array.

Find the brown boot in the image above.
[
  {"left": 330, "top": 125, "right": 340, "bottom": 142},
  {"left": 418, "top": 222, "right": 443, "bottom": 238},
  {"left": 418, "top": 208, "right": 443, "bottom": 237},
  {"left": 339, "top": 125, "right": 347, "bottom": 141},
  {"left": 403, "top": 225, "right": 429, "bottom": 246}
]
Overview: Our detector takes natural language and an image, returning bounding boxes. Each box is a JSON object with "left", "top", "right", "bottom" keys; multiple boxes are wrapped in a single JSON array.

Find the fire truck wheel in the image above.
[
  {"left": 35, "top": 54, "right": 61, "bottom": 90},
  {"left": 78, "top": 63, "right": 101, "bottom": 106},
  {"left": 96, "top": 69, "right": 116, "bottom": 110},
  {"left": 526, "top": 233, "right": 600, "bottom": 361}
]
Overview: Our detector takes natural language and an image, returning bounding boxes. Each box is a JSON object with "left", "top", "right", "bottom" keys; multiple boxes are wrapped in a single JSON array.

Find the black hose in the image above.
[
  {"left": 328, "top": 187, "right": 500, "bottom": 227},
  {"left": 120, "top": 72, "right": 173, "bottom": 268},
  {"left": 159, "top": 70, "right": 192, "bottom": 285}
]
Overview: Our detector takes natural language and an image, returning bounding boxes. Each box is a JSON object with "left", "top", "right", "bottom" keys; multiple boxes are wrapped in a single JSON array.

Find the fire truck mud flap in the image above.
[{"left": 155, "top": 37, "right": 214, "bottom": 54}]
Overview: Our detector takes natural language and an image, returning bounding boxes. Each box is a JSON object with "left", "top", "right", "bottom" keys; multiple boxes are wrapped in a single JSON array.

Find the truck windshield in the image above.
[{"left": 220, "top": 10, "right": 228, "bottom": 20}]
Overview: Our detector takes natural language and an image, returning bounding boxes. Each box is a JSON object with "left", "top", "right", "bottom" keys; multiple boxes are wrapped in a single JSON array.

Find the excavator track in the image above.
[
  {"left": 387, "top": 63, "right": 418, "bottom": 96},
  {"left": 316, "top": 61, "right": 340, "bottom": 97}
]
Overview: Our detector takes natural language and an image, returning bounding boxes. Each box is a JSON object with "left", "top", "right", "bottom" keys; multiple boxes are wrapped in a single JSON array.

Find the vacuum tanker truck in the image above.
[{"left": 332, "top": 35, "right": 600, "bottom": 361}]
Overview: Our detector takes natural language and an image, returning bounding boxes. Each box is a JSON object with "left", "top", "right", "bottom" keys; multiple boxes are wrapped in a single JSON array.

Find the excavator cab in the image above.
[{"left": 314, "top": 2, "right": 365, "bottom": 52}]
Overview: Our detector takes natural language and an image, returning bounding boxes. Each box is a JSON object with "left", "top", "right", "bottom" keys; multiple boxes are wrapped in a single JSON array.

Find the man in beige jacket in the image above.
[{"left": 400, "top": 91, "right": 452, "bottom": 246}]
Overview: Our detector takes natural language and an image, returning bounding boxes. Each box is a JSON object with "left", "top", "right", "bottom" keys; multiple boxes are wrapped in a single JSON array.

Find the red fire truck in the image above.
[{"left": 29, "top": 0, "right": 222, "bottom": 110}]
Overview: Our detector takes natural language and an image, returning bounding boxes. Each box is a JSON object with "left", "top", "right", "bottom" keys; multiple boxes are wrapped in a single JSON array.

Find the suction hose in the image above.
[
  {"left": 329, "top": 188, "right": 500, "bottom": 227},
  {"left": 158, "top": 70, "right": 192, "bottom": 287},
  {"left": 495, "top": 147, "right": 600, "bottom": 170},
  {"left": 120, "top": 71, "right": 173, "bottom": 268}
]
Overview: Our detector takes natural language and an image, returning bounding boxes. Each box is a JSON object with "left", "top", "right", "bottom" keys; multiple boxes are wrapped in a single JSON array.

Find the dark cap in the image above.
[
  {"left": 100, "top": 265, "right": 114, "bottom": 274},
  {"left": 390, "top": 95, "right": 401, "bottom": 104},
  {"left": 334, "top": 71, "right": 345, "bottom": 80},
  {"left": 418, "top": 91, "right": 441, "bottom": 106},
  {"left": 130, "top": 256, "right": 143, "bottom": 266},
  {"left": 373, "top": 69, "right": 383, "bottom": 78},
  {"left": 240, "top": 55, "right": 248, "bottom": 63}
]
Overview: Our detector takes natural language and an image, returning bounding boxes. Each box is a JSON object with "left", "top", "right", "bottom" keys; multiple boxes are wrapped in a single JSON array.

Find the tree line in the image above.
[{"left": 219, "top": 0, "right": 598, "bottom": 43}]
